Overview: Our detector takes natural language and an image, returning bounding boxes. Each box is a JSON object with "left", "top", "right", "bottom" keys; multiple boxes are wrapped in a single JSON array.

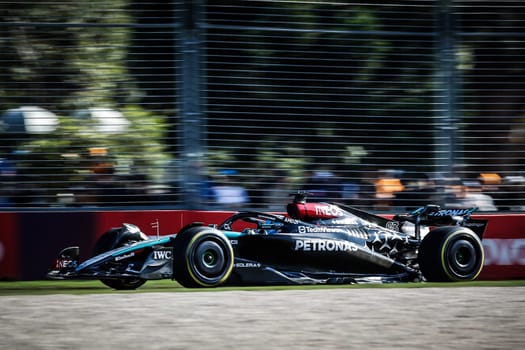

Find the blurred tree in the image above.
[{"left": 0, "top": 1, "right": 170, "bottom": 205}]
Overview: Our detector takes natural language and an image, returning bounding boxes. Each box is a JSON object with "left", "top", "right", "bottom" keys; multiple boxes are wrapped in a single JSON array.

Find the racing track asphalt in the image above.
[{"left": 0, "top": 286, "right": 524, "bottom": 350}]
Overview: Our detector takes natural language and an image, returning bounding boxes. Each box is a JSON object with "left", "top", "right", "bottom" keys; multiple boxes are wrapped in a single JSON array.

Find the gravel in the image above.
[{"left": 1, "top": 287, "right": 524, "bottom": 350}]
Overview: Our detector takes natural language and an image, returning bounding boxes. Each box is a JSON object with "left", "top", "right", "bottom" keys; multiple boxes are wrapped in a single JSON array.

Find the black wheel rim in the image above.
[
  {"left": 191, "top": 238, "right": 228, "bottom": 282},
  {"left": 447, "top": 239, "right": 479, "bottom": 277}
]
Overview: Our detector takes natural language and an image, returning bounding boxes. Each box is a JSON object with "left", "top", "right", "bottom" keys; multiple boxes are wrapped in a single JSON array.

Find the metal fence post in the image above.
[
  {"left": 179, "top": 0, "right": 206, "bottom": 208},
  {"left": 435, "top": 0, "right": 459, "bottom": 180}
]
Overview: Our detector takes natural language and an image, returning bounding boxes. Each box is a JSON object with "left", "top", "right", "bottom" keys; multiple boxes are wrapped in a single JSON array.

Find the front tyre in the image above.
[
  {"left": 418, "top": 227, "right": 484, "bottom": 282},
  {"left": 172, "top": 226, "right": 234, "bottom": 288},
  {"left": 93, "top": 224, "right": 148, "bottom": 290}
]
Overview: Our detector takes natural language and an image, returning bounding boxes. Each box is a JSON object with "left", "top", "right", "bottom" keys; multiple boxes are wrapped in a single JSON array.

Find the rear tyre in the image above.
[
  {"left": 173, "top": 226, "right": 234, "bottom": 288},
  {"left": 418, "top": 227, "right": 484, "bottom": 282},
  {"left": 93, "top": 225, "right": 149, "bottom": 290}
]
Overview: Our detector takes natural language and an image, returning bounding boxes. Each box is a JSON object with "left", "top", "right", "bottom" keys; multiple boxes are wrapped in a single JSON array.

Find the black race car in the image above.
[{"left": 48, "top": 192, "right": 486, "bottom": 289}]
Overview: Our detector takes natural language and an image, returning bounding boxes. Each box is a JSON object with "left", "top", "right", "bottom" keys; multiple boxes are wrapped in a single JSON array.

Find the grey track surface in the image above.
[{"left": 1, "top": 287, "right": 524, "bottom": 350}]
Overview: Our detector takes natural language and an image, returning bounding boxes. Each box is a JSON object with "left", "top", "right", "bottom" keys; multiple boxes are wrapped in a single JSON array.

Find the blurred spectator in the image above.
[
  {"left": 478, "top": 173, "right": 504, "bottom": 210},
  {"left": 9, "top": 173, "right": 36, "bottom": 207},
  {"left": 0, "top": 157, "right": 16, "bottom": 206},
  {"left": 341, "top": 181, "right": 360, "bottom": 203},
  {"left": 444, "top": 179, "right": 497, "bottom": 211},
  {"left": 70, "top": 175, "right": 97, "bottom": 207},
  {"left": 373, "top": 169, "right": 405, "bottom": 210},
  {"left": 303, "top": 169, "right": 342, "bottom": 202},
  {"left": 211, "top": 169, "right": 250, "bottom": 209},
  {"left": 499, "top": 176, "right": 525, "bottom": 211},
  {"left": 464, "top": 180, "right": 497, "bottom": 211},
  {"left": 394, "top": 173, "right": 438, "bottom": 211},
  {"left": 123, "top": 173, "right": 156, "bottom": 205},
  {"left": 263, "top": 169, "right": 296, "bottom": 211},
  {"left": 174, "top": 158, "right": 218, "bottom": 208},
  {"left": 353, "top": 171, "right": 377, "bottom": 208},
  {"left": 89, "top": 162, "right": 127, "bottom": 205},
  {"left": 71, "top": 147, "right": 128, "bottom": 206}
]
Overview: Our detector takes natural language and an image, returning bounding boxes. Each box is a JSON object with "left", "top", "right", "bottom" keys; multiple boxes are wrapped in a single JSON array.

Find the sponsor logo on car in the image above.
[
  {"left": 234, "top": 262, "right": 261, "bottom": 268},
  {"left": 429, "top": 208, "right": 477, "bottom": 217},
  {"left": 297, "top": 226, "right": 346, "bottom": 234},
  {"left": 54, "top": 259, "right": 77, "bottom": 269},
  {"left": 153, "top": 250, "right": 172, "bottom": 260},
  {"left": 294, "top": 239, "right": 358, "bottom": 252},
  {"left": 315, "top": 204, "right": 344, "bottom": 217},
  {"left": 281, "top": 216, "right": 299, "bottom": 224},
  {"left": 115, "top": 252, "right": 135, "bottom": 261},
  {"left": 297, "top": 225, "right": 368, "bottom": 239}
]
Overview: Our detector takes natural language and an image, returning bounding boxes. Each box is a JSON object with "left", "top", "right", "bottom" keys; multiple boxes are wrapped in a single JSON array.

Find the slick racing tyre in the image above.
[
  {"left": 418, "top": 226, "right": 484, "bottom": 282},
  {"left": 93, "top": 224, "right": 149, "bottom": 290},
  {"left": 172, "top": 226, "right": 234, "bottom": 288}
]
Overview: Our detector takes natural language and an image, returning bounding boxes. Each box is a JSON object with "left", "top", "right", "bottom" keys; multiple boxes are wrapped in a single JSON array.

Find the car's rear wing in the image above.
[
  {"left": 461, "top": 218, "right": 488, "bottom": 240},
  {"left": 394, "top": 205, "right": 487, "bottom": 240}
]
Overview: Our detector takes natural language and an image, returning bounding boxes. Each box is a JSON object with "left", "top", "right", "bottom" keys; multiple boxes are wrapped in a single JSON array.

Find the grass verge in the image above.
[{"left": 1, "top": 279, "right": 525, "bottom": 296}]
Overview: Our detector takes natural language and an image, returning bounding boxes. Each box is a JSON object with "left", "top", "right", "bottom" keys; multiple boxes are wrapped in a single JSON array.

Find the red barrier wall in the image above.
[
  {"left": 0, "top": 210, "right": 524, "bottom": 280},
  {"left": 0, "top": 213, "right": 19, "bottom": 279},
  {"left": 475, "top": 214, "right": 525, "bottom": 280},
  {"left": 95, "top": 210, "right": 234, "bottom": 240}
]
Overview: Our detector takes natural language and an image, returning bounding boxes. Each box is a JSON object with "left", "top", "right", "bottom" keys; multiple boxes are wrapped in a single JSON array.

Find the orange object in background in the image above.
[
  {"left": 479, "top": 173, "right": 502, "bottom": 185},
  {"left": 375, "top": 178, "right": 405, "bottom": 198},
  {"left": 88, "top": 147, "right": 108, "bottom": 157}
]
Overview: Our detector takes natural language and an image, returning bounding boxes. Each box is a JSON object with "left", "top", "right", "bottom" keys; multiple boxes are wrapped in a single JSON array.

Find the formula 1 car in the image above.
[{"left": 47, "top": 192, "right": 486, "bottom": 289}]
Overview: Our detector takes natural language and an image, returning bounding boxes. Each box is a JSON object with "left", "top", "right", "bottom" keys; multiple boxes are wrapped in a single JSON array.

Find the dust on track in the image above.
[{"left": 1, "top": 286, "right": 524, "bottom": 350}]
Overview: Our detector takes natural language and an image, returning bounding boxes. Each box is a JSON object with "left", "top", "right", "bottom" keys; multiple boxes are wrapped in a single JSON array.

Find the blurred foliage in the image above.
[
  {"left": 204, "top": 1, "right": 434, "bottom": 179},
  {"left": 0, "top": 1, "right": 170, "bottom": 190},
  {"left": 0, "top": 1, "right": 523, "bottom": 207}
]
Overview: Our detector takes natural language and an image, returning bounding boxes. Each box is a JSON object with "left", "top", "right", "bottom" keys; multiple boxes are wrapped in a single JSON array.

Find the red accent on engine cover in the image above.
[{"left": 288, "top": 202, "right": 343, "bottom": 220}]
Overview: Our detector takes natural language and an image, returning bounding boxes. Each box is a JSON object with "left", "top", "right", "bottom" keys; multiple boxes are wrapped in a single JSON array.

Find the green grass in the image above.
[{"left": 1, "top": 279, "right": 525, "bottom": 296}]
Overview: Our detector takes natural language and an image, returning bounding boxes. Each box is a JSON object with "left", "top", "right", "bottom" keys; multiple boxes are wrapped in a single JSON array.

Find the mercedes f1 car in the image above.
[{"left": 47, "top": 192, "right": 486, "bottom": 289}]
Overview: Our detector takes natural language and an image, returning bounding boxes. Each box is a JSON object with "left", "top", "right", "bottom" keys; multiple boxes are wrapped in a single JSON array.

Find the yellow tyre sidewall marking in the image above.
[{"left": 440, "top": 231, "right": 484, "bottom": 281}]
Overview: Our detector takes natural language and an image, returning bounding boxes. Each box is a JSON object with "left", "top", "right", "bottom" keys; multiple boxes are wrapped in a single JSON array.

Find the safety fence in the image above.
[{"left": 0, "top": 1, "right": 524, "bottom": 212}]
